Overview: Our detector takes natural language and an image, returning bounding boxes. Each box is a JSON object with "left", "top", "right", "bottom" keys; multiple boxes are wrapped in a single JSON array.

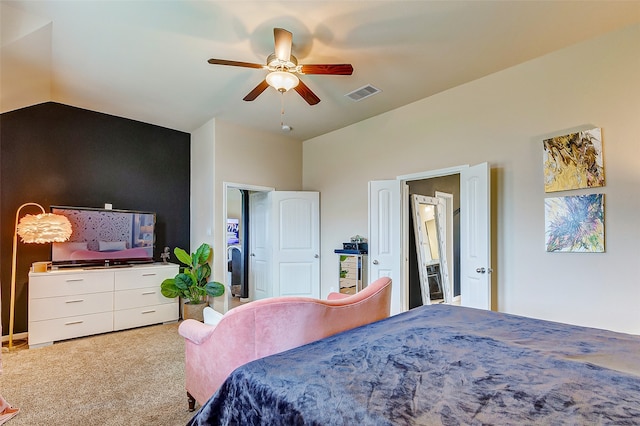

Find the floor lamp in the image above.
[{"left": 7, "top": 203, "right": 72, "bottom": 350}]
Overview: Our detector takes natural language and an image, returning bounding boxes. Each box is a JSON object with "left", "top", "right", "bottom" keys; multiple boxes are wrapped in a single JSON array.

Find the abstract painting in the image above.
[
  {"left": 543, "top": 128, "right": 605, "bottom": 192},
  {"left": 545, "top": 194, "right": 604, "bottom": 252}
]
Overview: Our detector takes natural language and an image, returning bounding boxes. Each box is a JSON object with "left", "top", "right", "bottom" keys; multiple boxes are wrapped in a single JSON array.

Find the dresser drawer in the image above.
[
  {"left": 114, "top": 265, "right": 178, "bottom": 291},
  {"left": 340, "top": 265, "right": 358, "bottom": 277},
  {"left": 340, "top": 286, "right": 357, "bottom": 295},
  {"left": 113, "top": 303, "right": 179, "bottom": 331},
  {"left": 30, "top": 292, "right": 113, "bottom": 321},
  {"left": 30, "top": 272, "right": 113, "bottom": 298},
  {"left": 29, "top": 312, "right": 113, "bottom": 347},
  {"left": 340, "top": 257, "right": 358, "bottom": 266},
  {"left": 114, "top": 287, "right": 176, "bottom": 310},
  {"left": 340, "top": 277, "right": 357, "bottom": 288}
]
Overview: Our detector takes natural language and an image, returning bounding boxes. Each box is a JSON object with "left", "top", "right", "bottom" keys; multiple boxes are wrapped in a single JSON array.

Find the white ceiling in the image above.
[{"left": 2, "top": 1, "right": 639, "bottom": 141}]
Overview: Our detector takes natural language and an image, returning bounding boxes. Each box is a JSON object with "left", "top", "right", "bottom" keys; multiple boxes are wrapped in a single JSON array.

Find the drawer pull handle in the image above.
[
  {"left": 65, "top": 299, "right": 84, "bottom": 304},
  {"left": 65, "top": 320, "right": 84, "bottom": 325},
  {"left": 142, "top": 310, "right": 156, "bottom": 314},
  {"left": 142, "top": 291, "right": 156, "bottom": 295},
  {"left": 142, "top": 273, "right": 156, "bottom": 277},
  {"left": 66, "top": 279, "right": 84, "bottom": 282}
]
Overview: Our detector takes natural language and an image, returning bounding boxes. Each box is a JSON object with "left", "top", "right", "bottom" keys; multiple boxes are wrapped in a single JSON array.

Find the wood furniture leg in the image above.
[{"left": 187, "top": 392, "right": 196, "bottom": 412}]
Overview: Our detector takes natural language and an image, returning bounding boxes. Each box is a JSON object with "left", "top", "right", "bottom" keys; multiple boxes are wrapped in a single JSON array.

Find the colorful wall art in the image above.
[
  {"left": 544, "top": 194, "right": 604, "bottom": 253},
  {"left": 543, "top": 128, "right": 605, "bottom": 192}
]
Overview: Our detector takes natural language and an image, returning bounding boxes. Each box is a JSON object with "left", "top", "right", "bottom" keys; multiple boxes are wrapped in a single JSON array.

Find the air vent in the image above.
[{"left": 345, "top": 84, "right": 381, "bottom": 102}]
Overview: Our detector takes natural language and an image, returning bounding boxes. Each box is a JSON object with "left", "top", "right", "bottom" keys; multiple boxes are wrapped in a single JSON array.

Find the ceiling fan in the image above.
[{"left": 208, "top": 28, "right": 353, "bottom": 105}]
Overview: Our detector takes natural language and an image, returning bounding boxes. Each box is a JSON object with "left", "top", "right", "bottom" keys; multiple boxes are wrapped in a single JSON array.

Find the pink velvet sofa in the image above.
[{"left": 178, "top": 276, "right": 392, "bottom": 410}]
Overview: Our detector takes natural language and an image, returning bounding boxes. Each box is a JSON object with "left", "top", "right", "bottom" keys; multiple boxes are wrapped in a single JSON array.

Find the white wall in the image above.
[
  {"left": 191, "top": 118, "right": 302, "bottom": 311},
  {"left": 303, "top": 24, "right": 640, "bottom": 334},
  {"left": 226, "top": 188, "right": 242, "bottom": 222},
  {"left": 0, "top": 5, "right": 52, "bottom": 113},
  {"left": 191, "top": 118, "right": 216, "bottom": 253}
]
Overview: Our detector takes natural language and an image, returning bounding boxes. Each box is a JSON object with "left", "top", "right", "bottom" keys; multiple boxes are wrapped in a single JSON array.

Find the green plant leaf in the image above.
[
  {"left": 174, "top": 247, "right": 192, "bottom": 266},
  {"left": 197, "top": 263, "right": 211, "bottom": 285},
  {"left": 160, "top": 278, "right": 180, "bottom": 298},
  {"left": 174, "top": 273, "right": 192, "bottom": 291},
  {"left": 194, "top": 243, "right": 211, "bottom": 266},
  {"left": 181, "top": 269, "right": 197, "bottom": 286},
  {"left": 205, "top": 281, "right": 225, "bottom": 297}
]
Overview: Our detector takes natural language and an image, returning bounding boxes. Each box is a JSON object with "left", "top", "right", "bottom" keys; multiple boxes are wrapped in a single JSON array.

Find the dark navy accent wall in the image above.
[{"left": 0, "top": 102, "right": 191, "bottom": 335}]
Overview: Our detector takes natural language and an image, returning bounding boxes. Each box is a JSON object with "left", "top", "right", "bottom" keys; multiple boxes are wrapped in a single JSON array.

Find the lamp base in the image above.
[{"left": 2, "top": 338, "right": 28, "bottom": 351}]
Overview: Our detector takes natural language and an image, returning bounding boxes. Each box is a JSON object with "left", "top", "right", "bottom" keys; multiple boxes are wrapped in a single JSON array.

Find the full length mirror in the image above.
[{"left": 411, "top": 194, "right": 451, "bottom": 305}]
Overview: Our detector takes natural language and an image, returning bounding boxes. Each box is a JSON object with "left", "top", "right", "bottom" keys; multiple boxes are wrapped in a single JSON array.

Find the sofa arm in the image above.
[
  {"left": 178, "top": 319, "right": 217, "bottom": 345},
  {"left": 327, "top": 292, "right": 351, "bottom": 300}
]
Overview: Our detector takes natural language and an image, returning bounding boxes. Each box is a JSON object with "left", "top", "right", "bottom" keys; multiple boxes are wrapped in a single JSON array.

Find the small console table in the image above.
[{"left": 28, "top": 263, "right": 178, "bottom": 348}]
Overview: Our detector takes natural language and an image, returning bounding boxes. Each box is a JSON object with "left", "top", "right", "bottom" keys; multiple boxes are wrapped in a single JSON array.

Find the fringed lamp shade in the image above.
[{"left": 16, "top": 213, "right": 72, "bottom": 243}]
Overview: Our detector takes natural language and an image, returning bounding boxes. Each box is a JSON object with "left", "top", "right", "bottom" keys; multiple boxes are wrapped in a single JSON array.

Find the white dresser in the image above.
[
  {"left": 337, "top": 253, "right": 367, "bottom": 295},
  {"left": 28, "top": 263, "right": 178, "bottom": 348}
]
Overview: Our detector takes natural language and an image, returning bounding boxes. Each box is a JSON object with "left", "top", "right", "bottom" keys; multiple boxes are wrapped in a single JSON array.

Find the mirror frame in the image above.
[{"left": 411, "top": 194, "right": 452, "bottom": 305}]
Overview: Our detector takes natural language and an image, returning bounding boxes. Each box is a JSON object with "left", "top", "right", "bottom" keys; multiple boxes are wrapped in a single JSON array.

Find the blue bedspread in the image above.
[{"left": 188, "top": 305, "right": 640, "bottom": 425}]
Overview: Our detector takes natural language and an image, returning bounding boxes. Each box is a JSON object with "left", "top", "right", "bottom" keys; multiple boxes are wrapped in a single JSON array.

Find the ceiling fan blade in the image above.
[
  {"left": 294, "top": 80, "right": 321, "bottom": 105},
  {"left": 274, "top": 28, "right": 292, "bottom": 62},
  {"left": 300, "top": 64, "right": 354, "bottom": 75},
  {"left": 208, "top": 58, "right": 264, "bottom": 69},
  {"left": 243, "top": 80, "right": 270, "bottom": 101}
]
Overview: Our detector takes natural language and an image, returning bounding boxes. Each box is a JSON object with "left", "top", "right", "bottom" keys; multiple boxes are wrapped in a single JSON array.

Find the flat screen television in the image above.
[{"left": 50, "top": 206, "right": 155, "bottom": 268}]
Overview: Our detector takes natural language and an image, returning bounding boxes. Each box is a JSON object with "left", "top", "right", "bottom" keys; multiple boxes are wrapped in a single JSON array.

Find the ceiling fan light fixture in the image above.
[{"left": 266, "top": 71, "right": 299, "bottom": 92}]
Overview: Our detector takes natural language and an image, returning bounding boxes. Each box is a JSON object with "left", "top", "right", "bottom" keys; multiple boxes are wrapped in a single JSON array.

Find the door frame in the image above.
[
  {"left": 399, "top": 163, "right": 491, "bottom": 311},
  {"left": 397, "top": 166, "right": 467, "bottom": 312},
  {"left": 398, "top": 163, "right": 493, "bottom": 310}
]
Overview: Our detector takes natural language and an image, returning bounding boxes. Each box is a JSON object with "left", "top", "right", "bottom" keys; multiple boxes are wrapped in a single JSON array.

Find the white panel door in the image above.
[
  {"left": 368, "top": 180, "right": 402, "bottom": 315},
  {"left": 270, "top": 191, "right": 320, "bottom": 298},
  {"left": 250, "top": 192, "right": 270, "bottom": 300},
  {"left": 460, "top": 162, "right": 491, "bottom": 309}
]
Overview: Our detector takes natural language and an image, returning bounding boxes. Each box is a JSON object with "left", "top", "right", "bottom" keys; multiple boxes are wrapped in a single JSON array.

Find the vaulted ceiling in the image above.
[{"left": 2, "top": 1, "right": 639, "bottom": 140}]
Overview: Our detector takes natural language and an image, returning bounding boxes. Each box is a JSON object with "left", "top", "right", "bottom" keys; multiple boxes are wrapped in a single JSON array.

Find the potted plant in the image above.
[{"left": 160, "top": 243, "right": 224, "bottom": 321}]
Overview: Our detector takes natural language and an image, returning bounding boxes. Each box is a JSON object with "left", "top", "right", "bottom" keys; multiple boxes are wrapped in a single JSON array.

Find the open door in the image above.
[
  {"left": 270, "top": 191, "right": 320, "bottom": 298},
  {"left": 249, "top": 192, "right": 270, "bottom": 300},
  {"left": 368, "top": 180, "right": 403, "bottom": 315},
  {"left": 249, "top": 191, "right": 320, "bottom": 300},
  {"left": 460, "top": 162, "right": 491, "bottom": 309}
]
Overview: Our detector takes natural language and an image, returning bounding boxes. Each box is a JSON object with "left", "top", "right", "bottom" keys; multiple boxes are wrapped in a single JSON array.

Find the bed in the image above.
[{"left": 188, "top": 304, "right": 640, "bottom": 425}]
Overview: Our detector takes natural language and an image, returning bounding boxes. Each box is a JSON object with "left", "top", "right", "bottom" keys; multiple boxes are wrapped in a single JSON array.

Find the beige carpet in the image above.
[{"left": 0, "top": 323, "right": 195, "bottom": 425}]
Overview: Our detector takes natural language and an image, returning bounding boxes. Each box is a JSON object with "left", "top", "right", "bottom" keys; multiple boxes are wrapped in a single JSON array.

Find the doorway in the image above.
[
  {"left": 226, "top": 188, "right": 249, "bottom": 300},
  {"left": 223, "top": 184, "right": 321, "bottom": 310},
  {"left": 224, "top": 182, "right": 273, "bottom": 311},
  {"left": 368, "top": 163, "right": 491, "bottom": 314},
  {"left": 407, "top": 175, "right": 460, "bottom": 309}
]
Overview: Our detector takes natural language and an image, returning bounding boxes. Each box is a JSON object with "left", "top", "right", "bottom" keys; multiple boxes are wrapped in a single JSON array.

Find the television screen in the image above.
[
  {"left": 51, "top": 206, "right": 155, "bottom": 267},
  {"left": 227, "top": 218, "right": 239, "bottom": 245}
]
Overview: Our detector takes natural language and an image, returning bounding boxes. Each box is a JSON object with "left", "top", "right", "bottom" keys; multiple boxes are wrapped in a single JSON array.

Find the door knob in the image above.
[
  {"left": 372, "top": 260, "right": 379, "bottom": 265},
  {"left": 250, "top": 253, "right": 255, "bottom": 257},
  {"left": 314, "top": 254, "right": 319, "bottom": 258},
  {"left": 476, "top": 267, "right": 486, "bottom": 273}
]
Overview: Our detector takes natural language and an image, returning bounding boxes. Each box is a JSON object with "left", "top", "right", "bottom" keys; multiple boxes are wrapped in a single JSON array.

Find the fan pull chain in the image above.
[
  {"left": 280, "top": 93, "right": 291, "bottom": 132},
  {"left": 280, "top": 92, "right": 285, "bottom": 127}
]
